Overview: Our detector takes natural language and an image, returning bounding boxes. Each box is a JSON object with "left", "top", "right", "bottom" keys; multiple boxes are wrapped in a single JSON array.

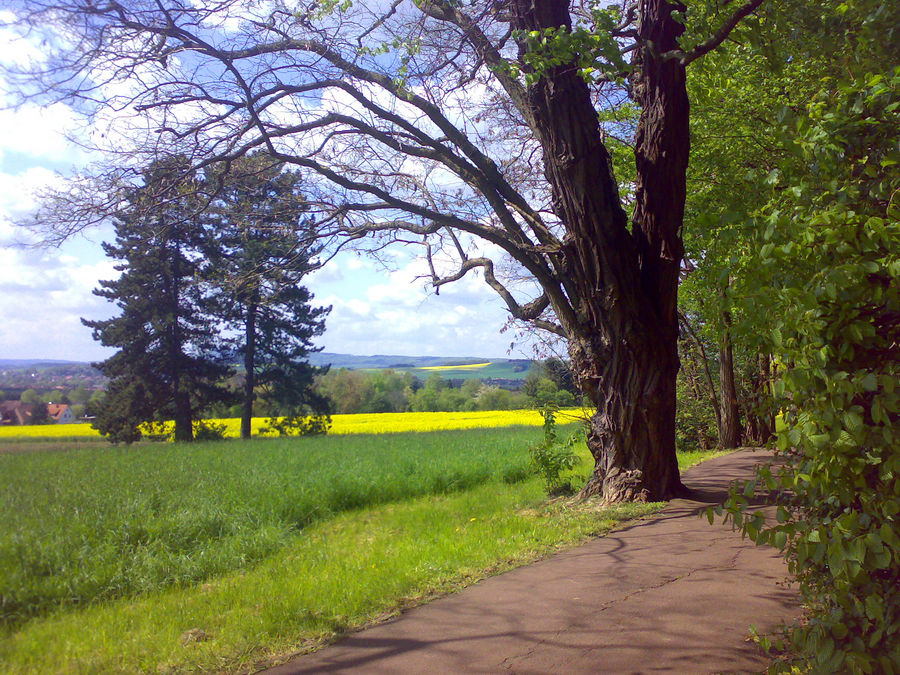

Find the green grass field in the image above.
[
  {"left": 0, "top": 428, "right": 536, "bottom": 626},
  {"left": 0, "top": 427, "right": 722, "bottom": 674}
]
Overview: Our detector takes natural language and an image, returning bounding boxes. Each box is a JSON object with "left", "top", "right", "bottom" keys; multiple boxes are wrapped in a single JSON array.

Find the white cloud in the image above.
[
  {"left": 0, "top": 244, "right": 118, "bottom": 361},
  {"left": 0, "top": 167, "right": 52, "bottom": 212},
  {"left": 0, "top": 13, "right": 48, "bottom": 68},
  {"left": 0, "top": 103, "right": 85, "bottom": 165},
  {"left": 307, "top": 249, "right": 526, "bottom": 358}
]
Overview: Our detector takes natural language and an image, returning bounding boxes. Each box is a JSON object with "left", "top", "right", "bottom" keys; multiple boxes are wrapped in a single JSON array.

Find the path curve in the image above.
[{"left": 266, "top": 449, "right": 798, "bottom": 674}]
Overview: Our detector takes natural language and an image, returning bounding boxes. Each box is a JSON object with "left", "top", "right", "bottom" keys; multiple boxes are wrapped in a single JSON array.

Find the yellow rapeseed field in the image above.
[
  {"left": 416, "top": 362, "right": 492, "bottom": 371},
  {"left": 0, "top": 409, "right": 588, "bottom": 440},
  {"left": 0, "top": 424, "right": 102, "bottom": 439}
]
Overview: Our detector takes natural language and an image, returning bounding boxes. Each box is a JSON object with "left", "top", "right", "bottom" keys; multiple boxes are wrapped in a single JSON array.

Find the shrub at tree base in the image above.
[
  {"left": 192, "top": 420, "right": 228, "bottom": 442},
  {"left": 260, "top": 413, "right": 331, "bottom": 437},
  {"left": 719, "top": 70, "right": 900, "bottom": 673},
  {"left": 529, "top": 406, "right": 583, "bottom": 495}
]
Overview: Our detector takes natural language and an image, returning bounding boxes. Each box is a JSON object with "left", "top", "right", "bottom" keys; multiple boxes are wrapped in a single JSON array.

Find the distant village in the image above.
[{"left": 0, "top": 362, "right": 105, "bottom": 426}]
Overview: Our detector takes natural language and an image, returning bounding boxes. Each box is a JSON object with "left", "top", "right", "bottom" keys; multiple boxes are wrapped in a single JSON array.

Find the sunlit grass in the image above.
[
  {"left": 0, "top": 480, "right": 652, "bottom": 674},
  {"left": 0, "top": 447, "right": 720, "bottom": 675},
  {"left": 0, "top": 428, "right": 545, "bottom": 627}
]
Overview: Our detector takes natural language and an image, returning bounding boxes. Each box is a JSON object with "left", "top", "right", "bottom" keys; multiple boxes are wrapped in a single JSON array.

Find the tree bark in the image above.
[
  {"left": 572, "top": 330, "right": 685, "bottom": 502},
  {"left": 240, "top": 300, "right": 258, "bottom": 440},
  {"left": 745, "top": 352, "right": 775, "bottom": 445},
  {"left": 718, "top": 298, "right": 742, "bottom": 448},
  {"left": 511, "top": 0, "right": 690, "bottom": 502},
  {"left": 172, "top": 390, "right": 194, "bottom": 442},
  {"left": 579, "top": 0, "right": 689, "bottom": 501}
]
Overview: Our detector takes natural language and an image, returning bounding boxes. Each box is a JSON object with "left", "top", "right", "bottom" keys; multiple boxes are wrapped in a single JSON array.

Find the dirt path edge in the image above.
[{"left": 265, "top": 449, "right": 798, "bottom": 675}]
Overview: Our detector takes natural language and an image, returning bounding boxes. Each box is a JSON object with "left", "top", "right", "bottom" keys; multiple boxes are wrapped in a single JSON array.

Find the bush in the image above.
[
  {"left": 529, "top": 405, "right": 582, "bottom": 495},
  {"left": 719, "top": 71, "right": 900, "bottom": 673},
  {"left": 193, "top": 420, "right": 228, "bottom": 442},
  {"left": 675, "top": 376, "right": 718, "bottom": 452},
  {"left": 260, "top": 413, "right": 331, "bottom": 437}
]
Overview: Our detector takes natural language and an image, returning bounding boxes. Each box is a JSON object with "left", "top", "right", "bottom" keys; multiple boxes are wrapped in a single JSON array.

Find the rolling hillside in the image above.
[{"left": 307, "top": 353, "right": 536, "bottom": 381}]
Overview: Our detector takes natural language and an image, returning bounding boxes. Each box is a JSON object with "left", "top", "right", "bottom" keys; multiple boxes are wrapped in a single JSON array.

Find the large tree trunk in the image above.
[
  {"left": 580, "top": 0, "right": 689, "bottom": 501},
  {"left": 512, "top": 0, "right": 690, "bottom": 502},
  {"left": 571, "top": 330, "right": 684, "bottom": 502}
]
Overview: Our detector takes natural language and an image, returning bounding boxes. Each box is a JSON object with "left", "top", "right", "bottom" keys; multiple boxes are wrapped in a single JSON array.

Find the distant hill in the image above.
[
  {"left": 307, "top": 353, "right": 490, "bottom": 369},
  {"left": 308, "top": 353, "right": 536, "bottom": 381},
  {"left": 0, "top": 361, "right": 106, "bottom": 392},
  {"left": 0, "top": 353, "right": 538, "bottom": 390},
  {"left": 0, "top": 359, "right": 86, "bottom": 369}
]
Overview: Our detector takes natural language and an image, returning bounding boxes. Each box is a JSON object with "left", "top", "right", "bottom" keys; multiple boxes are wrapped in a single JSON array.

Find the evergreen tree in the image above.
[
  {"left": 84, "top": 160, "right": 233, "bottom": 444},
  {"left": 204, "top": 155, "right": 330, "bottom": 438}
]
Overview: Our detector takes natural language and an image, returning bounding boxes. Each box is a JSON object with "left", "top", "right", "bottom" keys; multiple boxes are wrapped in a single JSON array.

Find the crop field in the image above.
[
  {"left": 371, "top": 359, "right": 534, "bottom": 380},
  {"left": 0, "top": 408, "right": 587, "bottom": 441},
  {"left": 416, "top": 361, "right": 491, "bottom": 371}
]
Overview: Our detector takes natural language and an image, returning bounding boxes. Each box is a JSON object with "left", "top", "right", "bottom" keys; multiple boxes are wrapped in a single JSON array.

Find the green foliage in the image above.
[
  {"left": 675, "top": 372, "right": 718, "bottom": 453},
  {"left": 28, "top": 402, "right": 49, "bottom": 426},
  {"left": 529, "top": 405, "right": 582, "bottom": 495},
  {"left": 68, "top": 385, "right": 92, "bottom": 404},
  {"left": 192, "top": 419, "right": 228, "bottom": 442},
  {"left": 84, "top": 159, "right": 233, "bottom": 444},
  {"left": 719, "top": 69, "right": 900, "bottom": 673},
  {"left": 259, "top": 413, "right": 331, "bottom": 437},
  {"left": 18, "top": 389, "right": 39, "bottom": 404},
  {"left": 315, "top": 367, "right": 533, "bottom": 414},
  {"left": 496, "top": 7, "right": 629, "bottom": 85},
  {"left": 204, "top": 153, "right": 329, "bottom": 434}
]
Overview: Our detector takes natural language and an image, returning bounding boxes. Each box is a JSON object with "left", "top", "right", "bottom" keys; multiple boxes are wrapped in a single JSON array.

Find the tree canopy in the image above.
[
  {"left": 84, "top": 160, "right": 233, "bottom": 443},
  {"left": 685, "top": 1, "right": 900, "bottom": 670},
  {"left": 204, "top": 154, "right": 331, "bottom": 438}
]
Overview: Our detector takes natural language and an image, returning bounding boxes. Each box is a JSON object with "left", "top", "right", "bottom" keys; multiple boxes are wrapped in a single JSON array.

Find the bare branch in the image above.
[{"left": 429, "top": 255, "right": 563, "bottom": 336}]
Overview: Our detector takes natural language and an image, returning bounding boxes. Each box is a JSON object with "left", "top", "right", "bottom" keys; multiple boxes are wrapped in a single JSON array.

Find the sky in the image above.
[{"left": 0, "top": 14, "right": 527, "bottom": 364}]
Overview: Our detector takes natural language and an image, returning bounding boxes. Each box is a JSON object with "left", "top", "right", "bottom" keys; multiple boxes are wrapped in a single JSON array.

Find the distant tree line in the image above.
[
  {"left": 312, "top": 360, "right": 581, "bottom": 415},
  {"left": 0, "top": 363, "right": 106, "bottom": 390}
]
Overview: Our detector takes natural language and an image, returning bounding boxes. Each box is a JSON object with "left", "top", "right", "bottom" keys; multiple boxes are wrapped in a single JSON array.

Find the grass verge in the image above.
[
  {"left": 0, "top": 448, "right": 721, "bottom": 674},
  {"left": 0, "top": 428, "right": 539, "bottom": 625}
]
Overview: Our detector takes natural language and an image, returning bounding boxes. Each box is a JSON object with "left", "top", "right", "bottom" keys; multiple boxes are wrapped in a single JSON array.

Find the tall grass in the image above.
[
  {"left": 0, "top": 428, "right": 539, "bottom": 626},
  {"left": 0, "top": 479, "right": 657, "bottom": 675}
]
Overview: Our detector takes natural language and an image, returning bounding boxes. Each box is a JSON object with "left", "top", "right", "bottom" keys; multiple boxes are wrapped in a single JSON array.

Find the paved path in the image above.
[{"left": 267, "top": 449, "right": 798, "bottom": 674}]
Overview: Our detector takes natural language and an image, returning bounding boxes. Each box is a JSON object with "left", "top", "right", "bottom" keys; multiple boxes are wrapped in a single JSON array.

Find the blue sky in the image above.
[{"left": 0, "top": 14, "right": 524, "bottom": 363}]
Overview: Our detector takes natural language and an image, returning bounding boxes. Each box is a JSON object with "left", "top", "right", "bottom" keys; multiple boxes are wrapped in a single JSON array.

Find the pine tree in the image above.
[
  {"left": 204, "top": 155, "right": 330, "bottom": 438},
  {"left": 83, "top": 159, "right": 233, "bottom": 444}
]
